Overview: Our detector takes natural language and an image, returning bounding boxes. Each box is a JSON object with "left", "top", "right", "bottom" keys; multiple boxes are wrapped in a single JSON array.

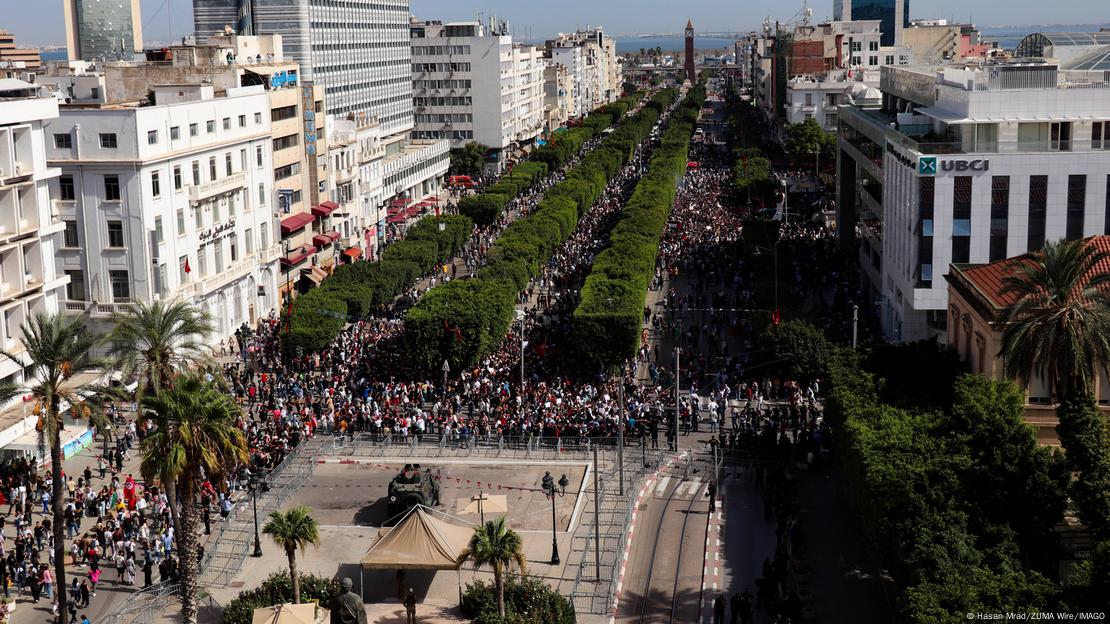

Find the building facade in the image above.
[
  {"left": 837, "top": 62, "right": 1110, "bottom": 343},
  {"left": 410, "top": 20, "right": 546, "bottom": 168},
  {"left": 833, "top": 0, "right": 909, "bottom": 46},
  {"left": 44, "top": 84, "right": 282, "bottom": 342},
  {"left": 0, "top": 30, "right": 42, "bottom": 68},
  {"left": 548, "top": 28, "right": 622, "bottom": 118},
  {"left": 63, "top": 0, "right": 144, "bottom": 62}
]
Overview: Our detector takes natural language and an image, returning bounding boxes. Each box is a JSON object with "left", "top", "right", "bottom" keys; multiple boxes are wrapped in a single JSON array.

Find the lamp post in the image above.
[
  {"left": 249, "top": 472, "right": 267, "bottom": 558},
  {"left": 541, "top": 472, "right": 569, "bottom": 565}
]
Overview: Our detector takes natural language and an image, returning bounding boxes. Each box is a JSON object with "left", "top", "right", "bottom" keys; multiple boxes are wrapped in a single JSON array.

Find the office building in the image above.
[
  {"left": 833, "top": 0, "right": 908, "bottom": 46},
  {"left": 410, "top": 19, "right": 546, "bottom": 169},
  {"left": 63, "top": 0, "right": 144, "bottom": 61},
  {"left": 0, "top": 30, "right": 42, "bottom": 68},
  {"left": 44, "top": 83, "right": 282, "bottom": 341},
  {"left": 836, "top": 62, "right": 1110, "bottom": 342}
]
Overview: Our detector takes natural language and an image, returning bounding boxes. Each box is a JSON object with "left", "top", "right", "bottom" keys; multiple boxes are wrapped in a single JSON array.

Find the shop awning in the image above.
[
  {"left": 311, "top": 230, "right": 341, "bottom": 247},
  {"left": 311, "top": 201, "right": 338, "bottom": 217},
  {"left": 387, "top": 214, "right": 407, "bottom": 224},
  {"left": 302, "top": 266, "right": 328, "bottom": 285},
  {"left": 404, "top": 205, "right": 424, "bottom": 218},
  {"left": 343, "top": 246, "right": 362, "bottom": 259},
  {"left": 390, "top": 197, "right": 410, "bottom": 207},
  {"left": 280, "top": 245, "right": 317, "bottom": 267},
  {"left": 280, "top": 212, "right": 316, "bottom": 235}
]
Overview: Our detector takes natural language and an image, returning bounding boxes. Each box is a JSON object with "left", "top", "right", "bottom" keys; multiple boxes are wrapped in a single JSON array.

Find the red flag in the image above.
[
  {"left": 184, "top": 257, "right": 192, "bottom": 274},
  {"left": 772, "top": 309, "right": 782, "bottom": 327}
]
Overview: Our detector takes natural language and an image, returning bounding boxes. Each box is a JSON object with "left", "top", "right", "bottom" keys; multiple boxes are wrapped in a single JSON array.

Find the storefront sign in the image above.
[
  {"left": 199, "top": 219, "right": 236, "bottom": 242},
  {"left": 919, "top": 156, "right": 990, "bottom": 176}
]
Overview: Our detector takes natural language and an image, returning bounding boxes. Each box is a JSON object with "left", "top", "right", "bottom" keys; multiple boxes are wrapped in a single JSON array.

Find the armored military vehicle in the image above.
[{"left": 386, "top": 464, "right": 439, "bottom": 524}]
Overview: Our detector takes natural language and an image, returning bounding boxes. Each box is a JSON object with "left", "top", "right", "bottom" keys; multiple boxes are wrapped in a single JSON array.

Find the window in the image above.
[
  {"left": 1067, "top": 175, "right": 1086, "bottom": 240},
  {"left": 192, "top": 161, "right": 200, "bottom": 186},
  {"left": 989, "top": 176, "right": 1010, "bottom": 262},
  {"left": 230, "top": 236, "right": 239, "bottom": 262},
  {"left": 63, "top": 221, "right": 79, "bottom": 247},
  {"left": 271, "top": 105, "right": 297, "bottom": 122},
  {"left": 951, "top": 176, "right": 972, "bottom": 264},
  {"left": 1093, "top": 122, "right": 1109, "bottom": 150},
  {"left": 240, "top": 148, "right": 247, "bottom": 171},
  {"left": 1050, "top": 121, "right": 1072, "bottom": 151},
  {"left": 274, "top": 163, "right": 299, "bottom": 180},
  {"left": 273, "top": 134, "right": 299, "bottom": 151},
  {"left": 107, "top": 220, "right": 125, "bottom": 247},
  {"left": 214, "top": 241, "right": 224, "bottom": 273},
  {"left": 155, "top": 216, "right": 164, "bottom": 243},
  {"left": 65, "top": 270, "right": 86, "bottom": 301},
  {"left": 885, "top": 55, "right": 894, "bottom": 65},
  {"left": 195, "top": 206, "right": 203, "bottom": 229},
  {"left": 917, "top": 178, "right": 935, "bottom": 287},
  {"left": 225, "top": 152, "right": 233, "bottom": 176},
  {"left": 209, "top": 157, "right": 217, "bottom": 180},
  {"left": 147, "top": 130, "right": 158, "bottom": 145},
  {"left": 222, "top": 117, "right": 231, "bottom": 130},
  {"left": 206, "top": 120, "right": 216, "bottom": 134},
  {"left": 54, "top": 133, "right": 72, "bottom": 149},
  {"left": 104, "top": 175, "right": 120, "bottom": 201},
  {"left": 173, "top": 165, "right": 182, "bottom": 190},
  {"left": 238, "top": 114, "right": 246, "bottom": 127},
  {"left": 254, "top": 112, "right": 262, "bottom": 124},
  {"left": 245, "top": 228, "right": 254, "bottom": 254},
  {"left": 170, "top": 126, "right": 180, "bottom": 140},
  {"left": 869, "top": 41, "right": 879, "bottom": 51},
  {"left": 256, "top": 145, "right": 264, "bottom": 168},
  {"left": 176, "top": 207, "right": 185, "bottom": 236},
  {"left": 229, "top": 191, "right": 237, "bottom": 216},
  {"left": 59, "top": 174, "right": 75, "bottom": 201},
  {"left": 90, "top": 87, "right": 99, "bottom": 100},
  {"left": 261, "top": 223, "right": 269, "bottom": 249},
  {"left": 99, "top": 133, "right": 118, "bottom": 148},
  {"left": 189, "top": 123, "right": 198, "bottom": 137},
  {"left": 213, "top": 200, "right": 221, "bottom": 223},
  {"left": 975, "top": 123, "right": 998, "bottom": 152},
  {"left": 151, "top": 171, "right": 161, "bottom": 198},
  {"left": 179, "top": 255, "right": 189, "bottom": 283},
  {"left": 1028, "top": 175, "right": 1048, "bottom": 251},
  {"left": 157, "top": 264, "right": 168, "bottom": 296},
  {"left": 258, "top": 183, "right": 266, "bottom": 206},
  {"left": 197, "top": 245, "right": 208, "bottom": 276},
  {"left": 109, "top": 270, "right": 130, "bottom": 302}
]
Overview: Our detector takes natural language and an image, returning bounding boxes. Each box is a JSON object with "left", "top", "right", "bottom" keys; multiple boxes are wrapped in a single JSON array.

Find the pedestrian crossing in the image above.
[{"left": 653, "top": 475, "right": 707, "bottom": 499}]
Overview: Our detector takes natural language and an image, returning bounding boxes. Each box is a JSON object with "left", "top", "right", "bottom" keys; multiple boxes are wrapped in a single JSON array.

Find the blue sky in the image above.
[{"left": 4, "top": 0, "right": 1107, "bottom": 46}]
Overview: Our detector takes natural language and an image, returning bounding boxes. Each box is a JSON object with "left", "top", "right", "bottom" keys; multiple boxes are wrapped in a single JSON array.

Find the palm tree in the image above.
[
  {"left": 108, "top": 299, "right": 214, "bottom": 398},
  {"left": 999, "top": 238, "right": 1110, "bottom": 400},
  {"left": 108, "top": 300, "right": 213, "bottom": 547},
  {"left": 999, "top": 238, "right": 1110, "bottom": 536},
  {"left": 456, "top": 516, "right": 526, "bottom": 618},
  {"left": 0, "top": 312, "right": 121, "bottom": 621},
  {"left": 262, "top": 506, "right": 321, "bottom": 604},
  {"left": 140, "top": 374, "right": 248, "bottom": 624}
]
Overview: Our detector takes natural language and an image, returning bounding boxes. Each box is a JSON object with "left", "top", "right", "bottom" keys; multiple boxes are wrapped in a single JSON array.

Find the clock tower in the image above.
[{"left": 684, "top": 20, "right": 696, "bottom": 83}]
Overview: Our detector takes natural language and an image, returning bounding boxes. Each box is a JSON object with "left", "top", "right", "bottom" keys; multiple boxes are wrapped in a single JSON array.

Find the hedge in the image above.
[
  {"left": 571, "top": 87, "right": 707, "bottom": 367},
  {"left": 404, "top": 90, "right": 678, "bottom": 371},
  {"left": 221, "top": 572, "right": 342, "bottom": 624},
  {"left": 284, "top": 213, "right": 473, "bottom": 354},
  {"left": 460, "top": 575, "right": 575, "bottom": 624}
]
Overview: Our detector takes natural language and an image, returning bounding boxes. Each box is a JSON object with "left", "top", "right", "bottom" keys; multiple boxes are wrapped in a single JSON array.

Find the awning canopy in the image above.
[
  {"left": 311, "top": 202, "right": 338, "bottom": 217},
  {"left": 280, "top": 212, "right": 316, "bottom": 235},
  {"left": 390, "top": 197, "right": 410, "bottom": 207},
  {"left": 311, "top": 230, "right": 341, "bottom": 247},
  {"left": 360, "top": 506, "right": 473, "bottom": 570},
  {"left": 343, "top": 246, "right": 362, "bottom": 259},
  {"left": 280, "top": 245, "right": 317, "bottom": 267}
]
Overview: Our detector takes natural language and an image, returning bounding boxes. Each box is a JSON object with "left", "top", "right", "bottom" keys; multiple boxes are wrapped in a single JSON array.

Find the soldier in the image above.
[
  {"left": 404, "top": 588, "right": 417, "bottom": 624},
  {"left": 706, "top": 481, "right": 717, "bottom": 513}
]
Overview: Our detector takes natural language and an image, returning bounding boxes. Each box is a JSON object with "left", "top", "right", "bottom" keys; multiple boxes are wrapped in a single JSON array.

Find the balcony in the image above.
[
  {"left": 189, "top": 172, "right": 247, "bottom": 205},
  {"left": 62, "top": 300, "right": 132, "bottom": 317},
  {"left": 258, "top": 244, "right": 283, "bottom": 264},
  {"left": 199, "top": 259, "right": 255, "bottom": 294}
]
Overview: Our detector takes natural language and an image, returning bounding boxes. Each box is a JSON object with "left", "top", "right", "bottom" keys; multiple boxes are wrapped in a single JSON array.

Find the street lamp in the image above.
[
  {"left": 249, "top": 472, "right": 268, "bottom": 558},
  {"left": 541, "top": 471, "right": 569, "bottom": 565}
]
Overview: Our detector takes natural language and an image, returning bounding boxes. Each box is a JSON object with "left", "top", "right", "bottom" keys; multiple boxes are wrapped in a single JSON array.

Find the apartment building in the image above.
[
  {"left": 0, "top": 30, "right": 42, "bottom": 68},
  {"left": 544, "top": 63, "right": 574, "bottom": 135},
  {"left": 837, "top": 62, "right": 1110, "bottom": 342},
  {"left": 410, "top": 20, "right": 546, "bottom": 169},
  {"left": 44, "top": 84, "right": 282, "bottom": 342},
  {"left": 548, "top": 28, "right": 622, "bottom": 117},
  {"left": 63, "top": 0, "right": 144, "bottom": 61}
]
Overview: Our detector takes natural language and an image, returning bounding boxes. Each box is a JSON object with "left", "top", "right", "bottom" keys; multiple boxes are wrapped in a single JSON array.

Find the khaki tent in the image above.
[
  {"left": 252, "top": 603, "right": 320, "bottom": 624},
  {"left": 360, "top": 505, "right": 473, "bottom": 570}
]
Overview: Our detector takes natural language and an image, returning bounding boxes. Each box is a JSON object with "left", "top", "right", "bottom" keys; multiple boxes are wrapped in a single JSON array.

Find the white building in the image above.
[
  {"left": 45, "top": 84, "right": 282, "bottom": 342},
  {"left": 837, "top": 62, "right": 1110, "bottom": 342},
  {"left": 325, "top": 112, "right": 386, "bottom": 261},
  {"left": 410, "top": 20, "right": 546, "bottom": 169},
  {"left": 549, "top": 28, "right": 622, "bottom": 118},
  {"left": 0, "top": 81, "right": 68, "bottom": 415}
]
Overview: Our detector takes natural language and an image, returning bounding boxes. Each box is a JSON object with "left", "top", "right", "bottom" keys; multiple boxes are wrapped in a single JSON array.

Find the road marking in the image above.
[
  {"left": 654, "top": 476, "right": 671, "bottom": 496},
  {"left": 685, "top": 476, "right": 702, "bottom": 497}
]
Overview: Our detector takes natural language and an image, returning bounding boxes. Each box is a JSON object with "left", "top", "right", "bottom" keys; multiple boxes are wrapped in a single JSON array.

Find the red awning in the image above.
[
  {"left": 404, "top": 206, "right": 424, "bottom": 217},
  {"left": 343, "top": 246, "right": 362, "bottom": 259},
  {"left": 311, "top": 231, "right": 341, "bottom": 247},
  {"left": 687, "top": 161, "right": 700, "bottom": 169},
  {"left": 280, "top": 245, "right": 318, "bottom": 267},
  {"left": 389, "top": 198, "right": 409, "bottom": 207},
  {"left": 447, "top": 175, "right": 473, "bottom": 185},
  {"left": 387, "top": 214, "right": 407, "bottom": 224},
  {"left": 319, "top": 200, "right": 339, "bottom": 210},
  {"left": 311, "top": 202, "right": 338, "bottom": 217},
  {"left": 280, "top": 212, "right": 316, "bottom": 235}
]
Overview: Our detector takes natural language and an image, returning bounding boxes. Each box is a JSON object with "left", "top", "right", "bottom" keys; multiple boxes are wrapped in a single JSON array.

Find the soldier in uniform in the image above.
[{"left": 330, "top": 578, "right": 367, "bottom": 624}]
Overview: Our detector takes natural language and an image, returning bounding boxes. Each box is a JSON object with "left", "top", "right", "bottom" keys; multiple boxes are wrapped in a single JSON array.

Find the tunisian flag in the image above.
[{"left": 123, "top": 475, "right": 136, "bottom": 509}]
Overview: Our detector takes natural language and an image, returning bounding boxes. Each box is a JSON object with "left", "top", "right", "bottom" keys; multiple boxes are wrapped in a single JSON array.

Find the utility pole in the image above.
[
  {"left": 618, "top": 363, "right": 625, "bottom": 496},
  {"left": 674, "top": 347, "right": 681, "bottom": 454}
]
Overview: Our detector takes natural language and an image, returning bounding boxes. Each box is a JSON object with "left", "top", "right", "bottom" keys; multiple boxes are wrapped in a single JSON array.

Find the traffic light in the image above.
[{"left": 772, "top": 309, "right": 782, "bottom": 327}]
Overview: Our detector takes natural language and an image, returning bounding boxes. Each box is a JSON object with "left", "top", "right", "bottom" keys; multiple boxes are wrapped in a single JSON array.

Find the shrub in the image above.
[
  {"left": 460, "top": 575, "right": 575, "bottom": 624},
  {"left": 285, "top": 287, "right": 347, "bottom": 355},
  {"left": 221, "top": 571, "right": 342, "bottom": 624},
  {"left": 459, "top": 194, "right": 509, "bottom": 226}
]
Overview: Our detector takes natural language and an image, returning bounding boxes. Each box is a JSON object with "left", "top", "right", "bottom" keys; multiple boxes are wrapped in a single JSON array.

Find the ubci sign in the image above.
[{"left": 918, "top": 156, "right": 990, "bottom": 176}]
